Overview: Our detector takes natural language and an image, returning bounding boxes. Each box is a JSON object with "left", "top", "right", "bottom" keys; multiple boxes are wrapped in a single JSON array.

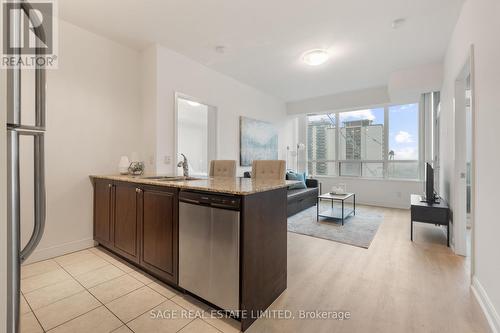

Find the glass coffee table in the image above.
[{"left": 317, "top": 192, "right": 356, "bottom": 225}]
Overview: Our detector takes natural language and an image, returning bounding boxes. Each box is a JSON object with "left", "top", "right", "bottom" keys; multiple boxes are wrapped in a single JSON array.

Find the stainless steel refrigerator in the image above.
[{"left": 3, "top": 3, "right": 47, "bottom": 332}]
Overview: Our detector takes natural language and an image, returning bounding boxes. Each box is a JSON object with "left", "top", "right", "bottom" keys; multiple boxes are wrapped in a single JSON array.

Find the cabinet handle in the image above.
[
  {"left": 136, "top": 188, "right": 142, "bottom": 193},
  {"left": 108, "top": 184, "right": 112, "bottom": 188}
]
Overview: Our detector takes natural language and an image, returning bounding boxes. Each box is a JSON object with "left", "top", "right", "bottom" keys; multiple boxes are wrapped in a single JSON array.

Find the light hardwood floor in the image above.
[
  {"left": 20, "top": 206, "right": 490, "bottom": 333},
  {"left": 249, "top": 206, "right": 490, "bottom": 333}
]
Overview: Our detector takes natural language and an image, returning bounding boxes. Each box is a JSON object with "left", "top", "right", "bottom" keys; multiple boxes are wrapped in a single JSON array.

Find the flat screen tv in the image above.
[{"left": 425, "top": 163, "right": 435, "bottom": 203}]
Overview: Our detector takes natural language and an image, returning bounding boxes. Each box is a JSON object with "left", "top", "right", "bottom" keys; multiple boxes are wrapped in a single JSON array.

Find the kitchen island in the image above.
[{"left": 90, "top": 175, "right": 292, "bottom": 331}]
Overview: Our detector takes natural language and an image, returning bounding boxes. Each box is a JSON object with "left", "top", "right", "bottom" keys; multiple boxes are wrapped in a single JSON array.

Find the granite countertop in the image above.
[{"left": 89, "top": 174, "right": 297, "bottom": 196}]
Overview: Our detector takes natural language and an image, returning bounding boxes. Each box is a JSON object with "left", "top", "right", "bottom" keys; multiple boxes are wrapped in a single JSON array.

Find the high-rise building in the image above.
[{"left": 308, "top": 117, "right": 384, "bottom": 176}]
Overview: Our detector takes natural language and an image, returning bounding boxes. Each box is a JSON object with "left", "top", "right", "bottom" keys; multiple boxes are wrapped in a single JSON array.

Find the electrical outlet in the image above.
[{"left": 164, "top": 155, "right": 171, "bottom": 164}]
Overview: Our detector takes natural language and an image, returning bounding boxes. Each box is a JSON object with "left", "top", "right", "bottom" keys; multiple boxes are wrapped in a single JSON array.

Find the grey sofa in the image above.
[
  {"left": 287, "top": 178, "right": 319, "bottom": 217},
  {"left": 243, "top": 172, "right": 319, "bottom": 217}
]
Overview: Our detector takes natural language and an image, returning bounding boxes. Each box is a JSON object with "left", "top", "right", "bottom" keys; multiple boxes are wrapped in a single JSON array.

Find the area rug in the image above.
[{"left": 287, "top": 203, "right": 383, "bottom": 249}]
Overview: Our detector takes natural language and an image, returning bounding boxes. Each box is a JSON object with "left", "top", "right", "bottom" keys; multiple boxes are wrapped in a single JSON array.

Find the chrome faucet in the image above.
[{"left": 177, "top": 153, "right": 189, "bottom": 177}]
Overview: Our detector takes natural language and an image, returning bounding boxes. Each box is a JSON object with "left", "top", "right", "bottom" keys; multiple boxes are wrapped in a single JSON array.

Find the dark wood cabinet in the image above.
[
  {"left": 113, "top": 183, "right": 140, "bottom": 263},
  {"left": 93, "top": 180, "right": 178, "bottom": 282},
  {"left": 139, "top": 186, "right": 178, "bottom": 284},
  {"left": 92, "top": 177, "right": 287, "bottom": 332},
  {"left": 93, "top": 179, "right": 113, "bottom": 247}
]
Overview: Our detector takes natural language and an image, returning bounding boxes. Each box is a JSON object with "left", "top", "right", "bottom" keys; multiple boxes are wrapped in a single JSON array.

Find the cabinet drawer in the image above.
[{"left": 411, "top": 206, "right": 448, "bottom": 225}]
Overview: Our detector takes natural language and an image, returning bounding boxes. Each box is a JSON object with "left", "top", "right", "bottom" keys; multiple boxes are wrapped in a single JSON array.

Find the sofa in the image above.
[
  {"left": 243, "top": 172, "right": 319, "bottom": 217},
  {"left": 287, "top": 178, "right": 319, "bottom": 217}
]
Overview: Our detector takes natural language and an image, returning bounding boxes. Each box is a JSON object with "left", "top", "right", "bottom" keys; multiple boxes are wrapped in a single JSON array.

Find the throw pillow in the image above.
[{"left": 286, "top": 171, "right": 307, "bottom": 190}]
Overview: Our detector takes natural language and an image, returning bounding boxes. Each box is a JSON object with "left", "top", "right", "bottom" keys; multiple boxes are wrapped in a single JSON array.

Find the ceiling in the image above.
[{"left": 59, "top": 0, "right": 464, "bottom": 102}]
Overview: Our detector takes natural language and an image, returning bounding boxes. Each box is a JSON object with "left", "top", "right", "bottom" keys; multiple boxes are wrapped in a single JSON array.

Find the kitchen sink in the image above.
[{"left": 165, "top": 176, "right": 201, "bottom": 182}]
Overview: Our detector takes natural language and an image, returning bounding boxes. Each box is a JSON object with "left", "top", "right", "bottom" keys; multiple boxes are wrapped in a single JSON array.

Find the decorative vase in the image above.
[
  {"left": 128, "top": 161, "right": 145, "bottom": 176},
  {"left": 118, "top": 156, "right": 130, "bottom": 175}
]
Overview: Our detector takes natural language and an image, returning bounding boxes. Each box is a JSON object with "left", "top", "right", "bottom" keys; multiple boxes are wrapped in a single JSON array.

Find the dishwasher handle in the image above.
[{"left": 179, "top": 197, "right": 206, "bottom": 205}]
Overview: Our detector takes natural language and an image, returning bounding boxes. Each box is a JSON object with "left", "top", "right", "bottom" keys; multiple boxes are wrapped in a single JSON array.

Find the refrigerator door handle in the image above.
[
  {"left": 7, "top": 1, "right": 47, "bottom": 130},
  {"left": 6, "top": 4, "right": 47, "bottom": 332},
  {"left": 18, "top": 0, "right": 47, "bottom": 262},
  {"left": 19, "top": 131, "right": 46, "bottom": 263},
  {"left": 6, "top": 2, "right": 21, "bottom": 127},
  {"left": 23, "top": 1, "right": 47, "bottom": 129},
  {"left": 6, "top": 129, "right": 20, "bottom": 333}
]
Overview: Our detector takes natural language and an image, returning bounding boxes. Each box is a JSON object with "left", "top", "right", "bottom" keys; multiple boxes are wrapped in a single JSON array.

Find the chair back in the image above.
[
  {"left": 209, "top": 160, "right": 236, "bottom": 177},
  {"left": 251, "top": 160, "right": 286, "bottom": 180}
]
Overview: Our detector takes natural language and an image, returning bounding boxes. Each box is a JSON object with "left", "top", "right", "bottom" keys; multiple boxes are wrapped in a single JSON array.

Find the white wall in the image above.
[
  {"left": 388, "top": 63, "right": 443, "bottom": 104},
  {"left": 140, "top": 45, "right": 158, "bottom": 173},
  {"left": 142, "top": 45, "right": 290, "bottom": 176},
  {"left": 286, "top": 86, "right": 390, "bottom": 115},
  {"left": 22, "top": 20, "right": 142, "bottom": 263},
  {"left": 440, "top": 0, "right": 500, "bottom": 331}
]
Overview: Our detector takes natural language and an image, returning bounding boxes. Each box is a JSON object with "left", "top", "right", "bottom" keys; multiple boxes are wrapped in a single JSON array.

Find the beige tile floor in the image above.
[
  {"left": 20, "top": 246, "right": 239, "bottom": 333},
  {"left": 20, "top": 206, "right": 490, "bottom": 333}
]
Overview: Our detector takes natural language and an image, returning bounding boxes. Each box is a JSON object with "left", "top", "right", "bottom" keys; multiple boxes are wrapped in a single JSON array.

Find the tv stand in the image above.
[
  {"left": 410, "top": 194, "right": 450, "bottom": 246},
  {"left": 419, "top": 195, "right": 440, "bottom": 204}
]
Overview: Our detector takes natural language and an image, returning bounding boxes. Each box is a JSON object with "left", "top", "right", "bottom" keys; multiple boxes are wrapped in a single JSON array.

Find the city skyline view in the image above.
[{"left": 308, "top": 104, "right": 419, "bottom": 161}]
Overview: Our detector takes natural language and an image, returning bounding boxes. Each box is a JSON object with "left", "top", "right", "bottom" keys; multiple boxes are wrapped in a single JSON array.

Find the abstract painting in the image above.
[{"left": 240, "top": 116, "right": 278, "bottom": 166}]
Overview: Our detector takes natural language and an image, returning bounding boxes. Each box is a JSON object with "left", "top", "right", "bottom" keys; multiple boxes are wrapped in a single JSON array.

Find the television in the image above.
[{"left": 425, "top": 163, "right": 436, "bottom": 203}]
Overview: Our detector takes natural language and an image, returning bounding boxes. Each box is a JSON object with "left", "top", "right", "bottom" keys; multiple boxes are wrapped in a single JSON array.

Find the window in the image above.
[
  {"left": 306, "top": 103, "right": 421, "bottom": 180},
  {"left": 387, "top": 103, "right": 419, "bottom": 179},
  {"left": 339, "top": 108, "right": 384, "bottom": 177},
  {"left": 307, "top": 114, "right": 336, "bottom": 176},
  {"left": 339, "top": 108, "right": 385, "bottom": 160}
]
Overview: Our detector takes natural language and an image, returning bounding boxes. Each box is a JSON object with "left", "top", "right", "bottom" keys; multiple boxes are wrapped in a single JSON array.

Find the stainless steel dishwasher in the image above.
[{"left": 179, "top": 190, "right": 240, "bottom": 311}]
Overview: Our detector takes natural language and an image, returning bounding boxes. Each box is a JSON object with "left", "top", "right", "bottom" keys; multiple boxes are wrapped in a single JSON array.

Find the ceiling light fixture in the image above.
[{"left": 302, "top": 49, "right": 329, "bottom": 66}]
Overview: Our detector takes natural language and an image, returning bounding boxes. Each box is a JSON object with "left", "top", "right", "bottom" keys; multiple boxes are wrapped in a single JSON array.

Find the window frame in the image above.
[{"left": 306, "top": 103, "right": 422, "bottom": 181}]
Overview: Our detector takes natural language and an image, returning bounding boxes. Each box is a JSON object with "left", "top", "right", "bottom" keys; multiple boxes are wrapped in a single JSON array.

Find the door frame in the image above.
[
  {"left": 453, "top": 45, "right": 476, "bottom": 269},
  {"left": 174, "top": 92, "right": 217, "bottom": 176}
]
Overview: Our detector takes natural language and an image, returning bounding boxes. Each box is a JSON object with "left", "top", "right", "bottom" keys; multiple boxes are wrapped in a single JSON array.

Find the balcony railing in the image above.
[{"left": 307, "top": 160, "right": 421, "bottom": 180}]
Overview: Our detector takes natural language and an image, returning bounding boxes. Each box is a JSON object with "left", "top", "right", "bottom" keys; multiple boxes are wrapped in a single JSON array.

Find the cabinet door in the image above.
[
  {"left": 139, "top": 187, "right": 178, "bottom": 283},
  {"left": 113, "top": 183, "right": 140, "bottom": 263},
  {"left": 94, "top": 179, "right": 113, "bottom": 247}
]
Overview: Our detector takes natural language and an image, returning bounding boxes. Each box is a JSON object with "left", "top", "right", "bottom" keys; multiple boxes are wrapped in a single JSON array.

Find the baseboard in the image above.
[
  {"left": 472, "top": 276, "right": 500, "bottom": 333},
  {"left": 356, "top": 200, "right": 409, "bottom": 210},
  {"left": 23, "top": 238, "right": 96, "bottom": 264}
]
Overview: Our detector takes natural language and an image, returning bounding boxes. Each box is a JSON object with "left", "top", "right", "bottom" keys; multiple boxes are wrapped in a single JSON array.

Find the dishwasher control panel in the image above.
[{"left": 179, "top": 190, "right": 241, "bottom": 210}]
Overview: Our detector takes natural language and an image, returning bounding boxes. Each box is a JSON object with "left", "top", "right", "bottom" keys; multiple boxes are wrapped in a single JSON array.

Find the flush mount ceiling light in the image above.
[
  {"left": 302, "top": 49, "right": 329, "bottom": 66},
  {"left": 302, "top": 49, "right": 330, "bottom": 66}
]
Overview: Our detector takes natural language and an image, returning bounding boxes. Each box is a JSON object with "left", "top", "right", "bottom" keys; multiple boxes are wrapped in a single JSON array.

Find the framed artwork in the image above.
[{"left": 239, "top": 116, "right": 278, "bottom": 166}]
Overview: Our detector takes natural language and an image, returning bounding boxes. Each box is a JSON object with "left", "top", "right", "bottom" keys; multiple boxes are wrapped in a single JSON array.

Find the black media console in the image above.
[{"left": 410, "top": 194, "right": 450, "bottom": 247}]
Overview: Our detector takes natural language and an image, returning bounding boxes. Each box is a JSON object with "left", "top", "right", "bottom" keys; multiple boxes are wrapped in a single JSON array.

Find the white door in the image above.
[{"left": 453, "top": 72, "right": 469, "bottom": 256}]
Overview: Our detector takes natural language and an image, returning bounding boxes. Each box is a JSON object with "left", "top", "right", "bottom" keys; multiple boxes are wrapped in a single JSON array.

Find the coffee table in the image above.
[{"left": 317, "top": 192, "right": 356, "bottom": 225}]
